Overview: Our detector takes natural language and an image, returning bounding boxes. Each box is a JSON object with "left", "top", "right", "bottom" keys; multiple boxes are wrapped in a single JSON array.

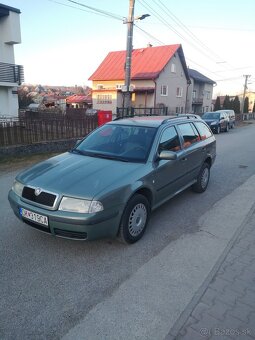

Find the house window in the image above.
[
  {"left": 176, "top": 87, "right": 183, "bottom": 97},
  {"left": 97, "top": 84, "right": 104, "bottom": 90},
  {"left": 206, "top": 91, "right": 211, "bottom": 100},
  {"left": 97, "top": 94, "right": 112, "bottom": 104},
  {"left": 192, "top": 90, "right": 196, "bottom": 99},
  {"left": 161, "top": 85, "right": 168, "bottom": 96},
  {"left": 171, "top": 63, "right": 176, "bottom": 73}
]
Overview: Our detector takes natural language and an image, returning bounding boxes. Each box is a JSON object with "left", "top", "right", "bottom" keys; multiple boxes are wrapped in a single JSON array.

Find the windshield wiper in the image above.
[
  {"left": 89, "top": 152, "right": 129, "bottom": 162},
  {"left": 70, "top": 149, "right": 87, "bottom": 155}
]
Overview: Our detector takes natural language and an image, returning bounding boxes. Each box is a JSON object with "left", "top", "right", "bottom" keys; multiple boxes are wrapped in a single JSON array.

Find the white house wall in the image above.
[
  {"left": 0, "top": 6, "right": 21, "bottom": 117},
  {"left": 0, "top": 86, "right": 19, "bottom": 117}
]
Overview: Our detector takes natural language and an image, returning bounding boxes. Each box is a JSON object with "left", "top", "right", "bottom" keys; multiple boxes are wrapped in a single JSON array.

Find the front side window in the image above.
[
  {"left": 178, "top": 123, "right": 199, "bottom": 148},
  {"left": 158, "top": 126, "right": 181, "bottom": 152},
  {"left": 161, "top": 85, "right": 168, "bottom": 96}
]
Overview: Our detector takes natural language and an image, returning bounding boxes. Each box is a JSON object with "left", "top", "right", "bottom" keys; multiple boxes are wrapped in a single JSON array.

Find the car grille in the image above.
[{"left": 22, "top": 186, "right": 57, "bottom": 208}]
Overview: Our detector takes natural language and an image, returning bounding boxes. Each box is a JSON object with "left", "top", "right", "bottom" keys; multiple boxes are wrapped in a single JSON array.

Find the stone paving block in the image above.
[
  {"left": 228, "top": 278, "right": 250, "bottom": 295},
  {"left": 228, "top": 246, "right": 246, "bottom": 257},
  {"left": 190, "top": 302, "right": 210, "bottom": 321},
  {"left": 226, "top": 260, "right": 247, "bottom": 274},
  {"left": 229, "top": 301, "right": 254, "bottom": 322},
  {"left": 239, "top": 289, "right": 255, "bottom": 308},
  {"left": 224, "top": 252, "right": 239, "bottom": 264},
  {"left": 217, "top": 266, "right": 241, "bottom": 282},
  {"left": 207, "top": 300, "right": 232, "bottom": 321},
  {"left": 235, "top": 253, "right": 255, "bottom": 265},
  {"left": 176, "top": 326, "right": 207, "bottom": 340},
  {"left": 208, "top": 276, "right": 229, "bottom": 293},
  {"left": 200, "top": 288, "right": 217, "bottom": 306},
  {"left": 190, "top": 313, "right": 221, "bottom": 335},
  {"left": 215, "top": 288, "right": 244, "bottom": 307},
  {"left": 238, "top": 269, "right": 255, "bottom": 285},
  {"left": 235, "top": 238, "right": 253, "bottom": 250}
]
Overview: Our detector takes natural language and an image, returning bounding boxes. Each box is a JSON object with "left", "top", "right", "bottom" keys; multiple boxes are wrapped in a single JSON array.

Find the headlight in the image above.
[
  {"left": 210, "top": 121, "right": 218, "bottom": 126},
  {"left": 12, "top": 180, "right": 24, "bottom": 197},
  {"left": 59, "top": 197, "right": 104, "bottom": 213}
]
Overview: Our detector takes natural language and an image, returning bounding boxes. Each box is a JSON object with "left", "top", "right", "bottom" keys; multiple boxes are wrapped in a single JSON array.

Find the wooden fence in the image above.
[{"left": 0, "top": 116, "right": 98, "bottom": 147}]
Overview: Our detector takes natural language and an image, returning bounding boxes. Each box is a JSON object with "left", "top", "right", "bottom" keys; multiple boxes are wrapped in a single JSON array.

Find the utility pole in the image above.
[
  {"left": 123, "top": 0, "right": 135, "bottom": 115},
  {"left": 122, "top": 1, "right": 150, "bottom": 115},
  {"left": 241, "top": 75, "right": 251, "bottom": 114}
]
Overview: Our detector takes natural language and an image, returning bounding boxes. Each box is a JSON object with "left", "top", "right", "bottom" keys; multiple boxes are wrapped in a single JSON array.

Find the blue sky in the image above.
[{"left": 5, "top": 0, "right": 255, "bottom": 96}]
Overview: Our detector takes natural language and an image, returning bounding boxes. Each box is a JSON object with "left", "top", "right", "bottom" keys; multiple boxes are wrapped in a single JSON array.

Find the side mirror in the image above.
[{"left": 158, "top": 150, "right": 177, "bottom": 161}]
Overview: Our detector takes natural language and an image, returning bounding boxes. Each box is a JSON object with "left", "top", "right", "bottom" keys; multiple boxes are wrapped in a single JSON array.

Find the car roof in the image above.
[{"left": 111, "top": 114, "right": 202, "bottom": 128}]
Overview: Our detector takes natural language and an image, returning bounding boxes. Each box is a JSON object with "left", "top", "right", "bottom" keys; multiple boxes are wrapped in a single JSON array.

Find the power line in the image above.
[
  {"left": 134, "top": 24, "right": 165, "bottom": 45},
  {"left": 155, "top": 0, "right": 225, "bottom": 62},
  {"left": 66, "top": 0, "right": 124, "bottom": 21},
  {"left": 48, "top": 0, "right": 116, "bottom": 18}
]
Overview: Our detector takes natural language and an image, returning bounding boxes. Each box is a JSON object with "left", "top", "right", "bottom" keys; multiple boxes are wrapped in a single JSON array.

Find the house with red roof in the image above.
[{"left": 88, "top": 44, "right": 191, "bottom": 115}]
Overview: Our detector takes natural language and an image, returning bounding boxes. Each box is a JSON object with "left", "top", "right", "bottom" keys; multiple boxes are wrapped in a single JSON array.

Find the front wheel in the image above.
[
  {"left": 215, "top": 125, "right": 221, "bottom": 134},
  {"left": 118, "top": 194, "right": 150, "bottom": 244},
  {"left": 192, "top": 163, "right": 210, "bottom": 193}
]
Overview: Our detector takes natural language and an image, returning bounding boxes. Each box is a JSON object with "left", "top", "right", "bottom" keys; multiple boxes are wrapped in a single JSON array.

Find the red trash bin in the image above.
[{"left": 97, "top": 110, "right": 112, "bottom": 126}]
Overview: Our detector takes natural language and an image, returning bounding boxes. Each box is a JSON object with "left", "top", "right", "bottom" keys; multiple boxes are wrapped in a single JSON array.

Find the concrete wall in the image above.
[{"left": 0, "top": 139, "right": 77, "bottom": 158}]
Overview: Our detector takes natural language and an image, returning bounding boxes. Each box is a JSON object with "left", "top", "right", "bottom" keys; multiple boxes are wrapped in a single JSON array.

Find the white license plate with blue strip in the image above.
[{"left": 20, "top": 208, "right": 48, "bottom": 226}]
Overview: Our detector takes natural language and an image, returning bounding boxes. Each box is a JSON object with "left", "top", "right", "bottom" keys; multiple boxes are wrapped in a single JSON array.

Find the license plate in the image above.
[{"left": 20, "top": 208, "right": 48, "bottom": 226}]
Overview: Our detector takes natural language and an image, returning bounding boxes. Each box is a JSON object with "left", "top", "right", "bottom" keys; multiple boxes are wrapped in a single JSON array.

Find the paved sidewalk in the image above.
[{"left": 167, "top": 209, "right": 255, "bottom": 339}]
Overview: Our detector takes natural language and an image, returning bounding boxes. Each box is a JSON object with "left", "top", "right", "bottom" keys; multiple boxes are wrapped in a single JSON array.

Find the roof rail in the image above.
[{"left": 161, "top": 113, "right": 201, "bottom": 124}]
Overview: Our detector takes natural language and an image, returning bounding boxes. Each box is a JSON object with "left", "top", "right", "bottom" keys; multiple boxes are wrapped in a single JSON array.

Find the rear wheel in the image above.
[
  {"left": 118, "top": 194, "right": 150, "bottom": 244},
  {"left": 192, "top": 162, "right": 210, "bottom": 193}
]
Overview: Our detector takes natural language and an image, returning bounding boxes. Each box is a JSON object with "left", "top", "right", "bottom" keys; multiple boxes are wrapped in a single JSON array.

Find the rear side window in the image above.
[
  {"left": 178, "top": 123, "right": 199, "bottom": 148},
  {"left": 194, "top": 121, "right": 212, "bottom": 140}
]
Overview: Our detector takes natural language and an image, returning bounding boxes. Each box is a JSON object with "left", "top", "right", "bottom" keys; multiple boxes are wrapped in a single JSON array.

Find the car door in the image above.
[
  {"left": 176, "top": 122, "right": 204, "bottom": 184},
  {"left": 152, "top": 125, "right": 189, "bottom": 206}
]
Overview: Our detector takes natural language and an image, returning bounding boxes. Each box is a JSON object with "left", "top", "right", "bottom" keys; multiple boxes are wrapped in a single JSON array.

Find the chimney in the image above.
[{"left": 147, "top": 43, "right": 152, "bottom": 48}]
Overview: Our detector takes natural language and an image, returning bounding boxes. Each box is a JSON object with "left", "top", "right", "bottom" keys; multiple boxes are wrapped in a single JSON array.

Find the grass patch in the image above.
[{"left": 0, "top": 152, "right": 60, "bottom": 173}]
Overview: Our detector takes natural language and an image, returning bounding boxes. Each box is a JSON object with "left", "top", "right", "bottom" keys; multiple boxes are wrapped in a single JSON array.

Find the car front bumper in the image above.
[{"left": 8, "top": 190, "right": 123, "bottom": 241}]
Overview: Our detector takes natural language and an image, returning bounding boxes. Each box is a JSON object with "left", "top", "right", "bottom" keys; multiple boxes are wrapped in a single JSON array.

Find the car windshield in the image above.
[
  {"left": 73, "top": 124, "right": 157, "bottom": 163},
  {"left": 202, "top": 112, "right": 220, "bottom": 119}
]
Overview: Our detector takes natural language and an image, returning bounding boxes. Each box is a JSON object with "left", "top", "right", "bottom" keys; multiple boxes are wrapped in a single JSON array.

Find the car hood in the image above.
[{"left": 17, "top": 152, "right": 145, "bottom": 199}]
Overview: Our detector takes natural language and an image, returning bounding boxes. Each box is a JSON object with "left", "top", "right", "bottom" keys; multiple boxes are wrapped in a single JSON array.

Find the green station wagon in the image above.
[{"left": 8, "top": 115, "right": 216, "bottom": 243}]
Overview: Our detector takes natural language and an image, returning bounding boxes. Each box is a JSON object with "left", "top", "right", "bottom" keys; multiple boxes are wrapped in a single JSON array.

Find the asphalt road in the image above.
[{"left": 1, "top": 123, "right": 255, "bottom": 339}]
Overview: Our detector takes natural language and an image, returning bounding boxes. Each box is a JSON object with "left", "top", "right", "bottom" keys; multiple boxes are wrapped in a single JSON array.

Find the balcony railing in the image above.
[
  {"left": 0, "top": 62, "right": 24, "bottom": 85},
  {"left": 192, "top": 97, "right": 203, "bottom": 105}
]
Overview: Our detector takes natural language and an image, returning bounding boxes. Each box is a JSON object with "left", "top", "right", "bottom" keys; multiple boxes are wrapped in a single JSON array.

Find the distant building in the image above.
[
  {"left": 89, "top": 44, "right": 190, "bottom": 115},
  {"left": 0, "top": 4, "right": 24, "bottom": 117},
  {"left": 187, "top": 69, "right": 216, "bottom": 114}
]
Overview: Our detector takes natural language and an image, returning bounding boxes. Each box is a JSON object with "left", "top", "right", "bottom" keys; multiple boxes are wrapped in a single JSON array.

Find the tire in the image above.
[
  {"left": 192, "top": 162, "right": 210, "bottom": 193},
  {"left": 118, "top": 194, "right": 150, "bottom": 244},
  {"left": 216, "top": 125, "right": 220, "bottom": 134}
]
